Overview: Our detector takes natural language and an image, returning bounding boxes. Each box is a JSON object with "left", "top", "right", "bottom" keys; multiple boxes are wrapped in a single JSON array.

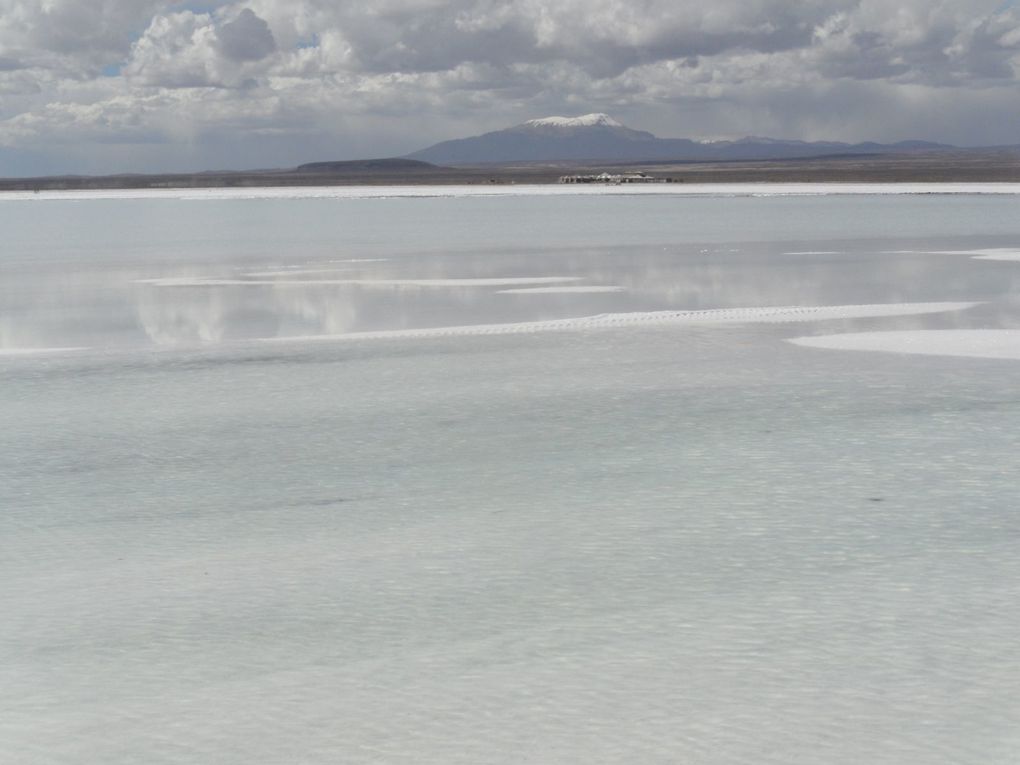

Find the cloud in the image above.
[
  {"left": 121, "top": 8, "right": 279, "bottom": 88},
  {"left": 217, "top": 8, "right": 277, "bottom": 62},
  {"left": 0, "top": 0, "right": 1018, "bottom": 174},
  {"left": 0, "top": 0, "right": 167, "bottom": 72},
  {"left": 122, "top": 11, "right": 224, "bottom": 88}
]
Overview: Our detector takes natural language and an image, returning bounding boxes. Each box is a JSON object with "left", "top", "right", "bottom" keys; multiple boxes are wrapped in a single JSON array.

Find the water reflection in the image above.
[
  {"left": 3, "top": 193, "right": 1020, "bottom": 353},
  {"left": 1, "top": 243, "right": 1018, "bottom": 352}
]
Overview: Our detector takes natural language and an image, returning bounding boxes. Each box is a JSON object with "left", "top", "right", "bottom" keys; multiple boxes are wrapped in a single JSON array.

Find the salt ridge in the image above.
[
  {"left": 261, "top": 302, "right": 977, "bottom": 343},
  {"left": 498, "top": 286, "right": 625, "bottom": 294},
  {"left": 137, "top": 276, "right": 583, "bottom": 288}
]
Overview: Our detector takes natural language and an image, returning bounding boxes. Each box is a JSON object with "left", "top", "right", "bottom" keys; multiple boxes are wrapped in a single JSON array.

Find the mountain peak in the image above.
[
  {"left": 522, "top": 113, "right": 622, "bottom": 128},
  {"left": 406, "top": 115, "right": 955, "bottom": 165}
]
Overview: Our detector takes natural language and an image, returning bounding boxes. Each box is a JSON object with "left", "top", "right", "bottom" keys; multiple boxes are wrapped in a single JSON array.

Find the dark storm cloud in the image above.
[
  {"left": 216, "top": 8, "right": 277, "bottom": 62},
  {"left": 959, "top": 13, "right": 1020, "bottom": 79}
]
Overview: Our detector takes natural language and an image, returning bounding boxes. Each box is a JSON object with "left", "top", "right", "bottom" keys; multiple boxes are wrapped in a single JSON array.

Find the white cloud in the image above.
[{"left": 123, "top": 8, "right": 279, "bottom": 88}]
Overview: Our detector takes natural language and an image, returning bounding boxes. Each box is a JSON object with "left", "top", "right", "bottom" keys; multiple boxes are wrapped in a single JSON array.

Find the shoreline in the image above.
[{"left": 4, "top": 181, "right": 1020, "bottom": 202}]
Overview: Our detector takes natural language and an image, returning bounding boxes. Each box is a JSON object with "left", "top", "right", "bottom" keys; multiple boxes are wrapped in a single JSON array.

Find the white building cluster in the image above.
[{"left": 558, "top": 172, "right": 676, "bottom": 184}]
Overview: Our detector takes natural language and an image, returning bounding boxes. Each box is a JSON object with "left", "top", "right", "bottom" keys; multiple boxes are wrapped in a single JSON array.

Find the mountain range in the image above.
[{"left": 406, "top": 113, "right": 952, "bottom": 165}]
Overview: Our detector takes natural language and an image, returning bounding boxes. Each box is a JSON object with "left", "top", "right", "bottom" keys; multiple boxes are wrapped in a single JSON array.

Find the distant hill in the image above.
[{"left": 406, "top": 113, "right": 954, "bottom": 165}]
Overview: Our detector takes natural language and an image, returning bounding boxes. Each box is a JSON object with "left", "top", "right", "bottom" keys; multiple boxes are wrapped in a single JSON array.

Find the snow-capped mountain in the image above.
[
  {"left": 405, "top": 114, "right": 952, "bottom": 165},
  {"left": 522, "top": 113, "right": 623, "bottom": 128}
]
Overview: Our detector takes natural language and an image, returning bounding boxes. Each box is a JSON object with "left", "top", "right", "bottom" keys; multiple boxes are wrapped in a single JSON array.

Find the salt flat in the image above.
[{"left": 3, "top": 190, "right": 1020, "bottom": 764}]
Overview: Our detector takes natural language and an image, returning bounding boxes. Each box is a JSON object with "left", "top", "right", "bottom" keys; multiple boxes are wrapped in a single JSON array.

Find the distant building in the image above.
[{"left": 558, "top": 172, "right": 676, "bottom": 184}]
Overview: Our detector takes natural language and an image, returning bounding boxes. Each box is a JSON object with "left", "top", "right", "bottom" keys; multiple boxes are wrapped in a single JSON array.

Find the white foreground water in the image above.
[{"left": 2, "top": 188, "right": 1020, "bottom": 764}]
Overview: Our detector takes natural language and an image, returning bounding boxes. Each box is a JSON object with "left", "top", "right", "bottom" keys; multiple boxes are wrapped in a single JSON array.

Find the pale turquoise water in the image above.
[{"left": 2, "top": 190, "right": 1020, "bottom": 763}]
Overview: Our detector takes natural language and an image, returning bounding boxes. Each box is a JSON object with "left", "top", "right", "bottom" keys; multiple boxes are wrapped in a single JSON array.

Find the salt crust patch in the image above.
[
  {"left": 498, "top": 286, "right": 625, "bottom": 294},
  {"left": 137, "top": 276, "right": 582, "bottom": 288},
  {"left": 243, "top": 269, "right": 354, "bottom": 278},
  {"left": 0, "top": 346, "right": 88, "bottom": 356},
  {"left": 940, "top": 248, "right": 1020, "bottom": 262},
  {"left": 888, "top": 248, "right": 1020, "bottom": 261},
  {"left": 6, "top": 183, "right": 1020, "bottom": 202},
  {"left": 972, "top": 253, "right": 1020, "bottom": 261},
  {"left": 262, "top": 302, "right": 976, "bottom": 343},
  {"left": 246, "top": 260, "right": 390, "bottom": 276},
  {"left": 790, "top": 329, "right": 1020, "bottom": 360}
]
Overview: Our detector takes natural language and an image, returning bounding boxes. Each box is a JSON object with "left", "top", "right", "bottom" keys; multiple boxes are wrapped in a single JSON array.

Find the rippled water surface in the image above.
[{"left": 2, "top": 187, "right": 1020, "bottom": 764}]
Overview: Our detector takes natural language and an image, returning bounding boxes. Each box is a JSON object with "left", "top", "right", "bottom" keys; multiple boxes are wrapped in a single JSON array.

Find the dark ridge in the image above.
[
  {"left": 296, "top": 158, "right": 438, "bottom": 173},
  {"left": 4, "top": 150, "right": 1020, "bottom": 190}
]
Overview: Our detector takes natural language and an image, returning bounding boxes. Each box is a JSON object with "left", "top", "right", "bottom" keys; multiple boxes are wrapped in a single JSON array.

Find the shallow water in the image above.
[{"left": 2, "top": 188, "right": 1020, "bottom": 763}]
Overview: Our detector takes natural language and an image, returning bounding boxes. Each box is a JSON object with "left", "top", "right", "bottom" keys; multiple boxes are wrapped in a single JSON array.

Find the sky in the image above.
[{"left": 1, "top": 0, "right": 1019, "bottom": 175}]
